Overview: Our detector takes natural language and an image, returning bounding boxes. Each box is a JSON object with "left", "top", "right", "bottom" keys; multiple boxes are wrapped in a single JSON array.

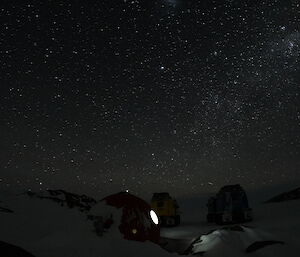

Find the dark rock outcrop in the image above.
[
  {"left": 0, "top": 241, "right": 36, "bottom": 257},
  {"left": 0, "top": 206, "right": 13, "bottom": 213},
  {"left": 246, "top": 240, "right": 284, "bottom": 253},
  {"left": 265, "top": 187, "right": 300, "bottom": 203},
  {"left": 0, "top": 200, "right": 13, "bottom": 213},
  {"left": 221, "top": 225, "right": 245, "bottom": 232},
  {"left": 27, "top": 189, "right": 97, "bottom": 212}
]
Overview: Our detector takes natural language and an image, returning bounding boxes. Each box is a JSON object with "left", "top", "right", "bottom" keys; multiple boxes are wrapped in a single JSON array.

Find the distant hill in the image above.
[{"left": 265, "top": 187, "right": 300, "bottom": 203}]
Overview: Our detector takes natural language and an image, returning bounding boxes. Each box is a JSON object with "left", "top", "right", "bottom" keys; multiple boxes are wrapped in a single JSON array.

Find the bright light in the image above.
[{"left": 150, "top": 210, "right": 159, "bottom": 225}]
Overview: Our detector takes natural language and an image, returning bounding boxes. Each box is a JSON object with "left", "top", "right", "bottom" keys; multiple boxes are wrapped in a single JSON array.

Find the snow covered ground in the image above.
[
  {"left": 161, "top": 186, "right": 300, "bottom": 257},
  {"left": 0, "top": 186, "right": 300, "bottom": 257}
]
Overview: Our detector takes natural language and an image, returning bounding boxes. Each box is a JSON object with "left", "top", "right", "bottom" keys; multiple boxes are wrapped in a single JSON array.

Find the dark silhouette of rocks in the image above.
[
  {"left": 0, "top": 206, "right": 13, "bottom": 213},
  {"left": 245, "top": 240, "right": 284, "bottom": 253},
  {"left": 0, "top": 240, "right": 36, "bottom": 257},
  {"left": 26, "top": 189, "right": 97, "bottom": 212},
  {"left": 265, "top": 187, "right": 300, "bottom": 203}
]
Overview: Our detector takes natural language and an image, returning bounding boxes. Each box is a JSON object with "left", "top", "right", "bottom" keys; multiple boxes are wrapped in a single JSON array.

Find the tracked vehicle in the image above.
[
  {"left": 151, "top": 192, "right": 180, "bottom": 226},
  {"left": 207, "top": 184, "right": 253, "bottom": 224}
]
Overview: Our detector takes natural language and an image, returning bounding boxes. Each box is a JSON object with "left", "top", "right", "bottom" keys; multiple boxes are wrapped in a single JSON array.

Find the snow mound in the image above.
[{"left": 190, "top": 225, "right": 284, "bottom": 256}]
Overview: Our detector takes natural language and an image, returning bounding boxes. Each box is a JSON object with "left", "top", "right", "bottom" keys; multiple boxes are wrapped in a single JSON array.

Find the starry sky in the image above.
[{"left": 0, "top": 0, "right": 300, "bottom": 198}]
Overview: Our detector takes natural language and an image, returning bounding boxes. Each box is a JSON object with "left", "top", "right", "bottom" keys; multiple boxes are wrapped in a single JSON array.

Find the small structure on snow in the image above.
[{"left": 151, "top": 192, "right": 180, "bottom": 226}]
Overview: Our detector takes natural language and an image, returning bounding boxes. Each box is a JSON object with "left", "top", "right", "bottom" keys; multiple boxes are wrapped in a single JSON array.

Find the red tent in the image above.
[{"left": 102, "top": 192, "right": 160, "bottom": 243}]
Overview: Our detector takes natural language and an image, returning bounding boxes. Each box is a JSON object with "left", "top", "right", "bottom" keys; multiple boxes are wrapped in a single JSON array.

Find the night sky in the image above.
[{"left": 1, "top": 0, "right": 300, "bottom": 198}]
